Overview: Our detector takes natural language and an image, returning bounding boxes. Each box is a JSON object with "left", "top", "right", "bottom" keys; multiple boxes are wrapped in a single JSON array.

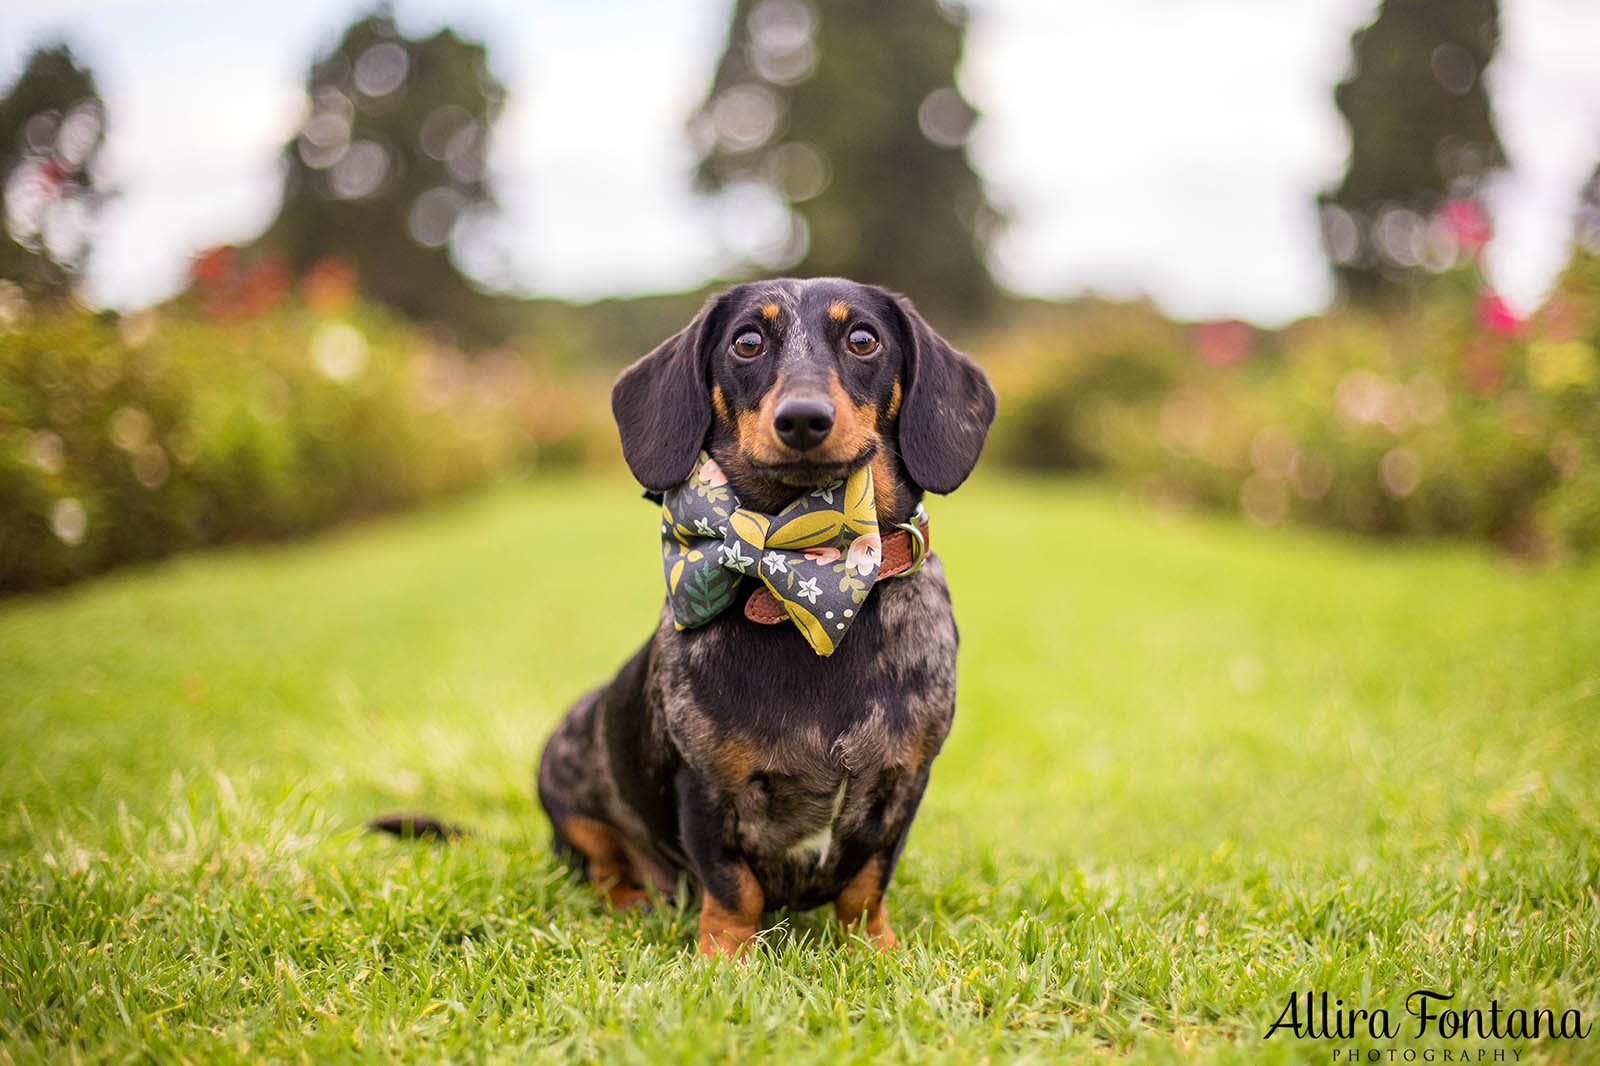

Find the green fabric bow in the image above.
[{"left": 661, "top": 452, "right": 883, "bottom": 656}]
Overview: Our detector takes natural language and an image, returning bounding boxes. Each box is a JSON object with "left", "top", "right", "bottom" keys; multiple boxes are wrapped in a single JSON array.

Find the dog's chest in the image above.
[
  {"left": 711, "top": 704, "right": 926, "bottom": 903},
  {"left": 650, "top": 559, "right": 959, "bottom": 896}
]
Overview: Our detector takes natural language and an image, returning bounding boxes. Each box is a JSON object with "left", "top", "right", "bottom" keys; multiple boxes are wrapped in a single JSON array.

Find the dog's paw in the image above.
[
  {"left": 696, "top": 929, "right": 757, "bottom": 961},
  {"left": 602, "top": 883, "right": 653, "bottom": 912}
]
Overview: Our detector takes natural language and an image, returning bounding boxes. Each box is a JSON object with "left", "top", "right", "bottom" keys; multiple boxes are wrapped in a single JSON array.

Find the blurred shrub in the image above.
[
  {"left": 0, "top": 295, "right": 612, "bottom": 593},
  {"left": 983, "top": 251, "right": 1600, "bottom": 560},
  {"left": 8, "top": 243, "right": 1597, "bottom": 594},
  {"left": 988, "top": 300, "right": 1187, "bottom": 473}
]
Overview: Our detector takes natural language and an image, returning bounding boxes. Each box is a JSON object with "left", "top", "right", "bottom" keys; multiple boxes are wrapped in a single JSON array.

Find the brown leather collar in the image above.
[{"left": 743, "top": 515, "right": 931, "bottom": 625}]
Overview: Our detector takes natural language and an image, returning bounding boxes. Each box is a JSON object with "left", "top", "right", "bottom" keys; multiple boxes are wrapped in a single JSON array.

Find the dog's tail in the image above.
[{"left": 366, "top": 811, "right": 468, "bottom": 841}]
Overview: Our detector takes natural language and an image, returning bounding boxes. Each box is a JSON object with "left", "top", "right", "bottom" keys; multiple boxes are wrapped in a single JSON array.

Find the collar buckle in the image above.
[{"left": 894, "top": 505, "right": 930, "bottom": 576}]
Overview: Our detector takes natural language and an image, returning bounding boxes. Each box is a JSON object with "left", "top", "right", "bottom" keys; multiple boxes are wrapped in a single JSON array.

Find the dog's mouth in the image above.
[{"left": 751, "top": 445, "right": 876, "bottom": 489}]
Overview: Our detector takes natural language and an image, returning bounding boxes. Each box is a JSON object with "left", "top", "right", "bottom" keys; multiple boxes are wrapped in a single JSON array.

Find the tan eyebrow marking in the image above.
[
  {"left": 760, "top": 302, "right": 781, "bottom": 320},
  {"left": 827, "top": 300, "right": 849, "bottom": 322}
]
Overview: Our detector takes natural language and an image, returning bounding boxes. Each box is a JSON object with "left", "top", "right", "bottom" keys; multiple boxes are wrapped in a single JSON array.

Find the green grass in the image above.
[{"left": 2, "top": 471, "right": 1598, "bottom": 1064}]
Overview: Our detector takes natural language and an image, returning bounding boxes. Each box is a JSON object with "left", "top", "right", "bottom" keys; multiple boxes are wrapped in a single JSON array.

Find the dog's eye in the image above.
[
  {"left": 732, "top": 331, "right": 764, "bottom": 359},
  {"left": 846, "top": 328, "right": 879, "bottom": 357}
]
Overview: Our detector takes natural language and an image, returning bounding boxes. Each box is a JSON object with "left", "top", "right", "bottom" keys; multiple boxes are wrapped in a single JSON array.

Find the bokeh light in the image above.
[
  {"left": 310, "top": 321, "right": 370, "bottom": 383},
  {"left": 330, "top": 140, "right": 391, "bottom": 200},
  {"left": 353, "top": 42, "right": 408, "bottom": 99},
  {"left": 917, "top": 88, "right": 977, "bottom": 149},
  {"left": 746, "top": 0, "right": 818, "bottom": 86},
  {"left": 709, "top": 84, "right": 782, "bottom": 152}
]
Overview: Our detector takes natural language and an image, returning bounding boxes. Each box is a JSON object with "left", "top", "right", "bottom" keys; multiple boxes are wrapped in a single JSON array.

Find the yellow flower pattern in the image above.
[{"left": 660, "top": 452, "right": 882, "bottom": 656}]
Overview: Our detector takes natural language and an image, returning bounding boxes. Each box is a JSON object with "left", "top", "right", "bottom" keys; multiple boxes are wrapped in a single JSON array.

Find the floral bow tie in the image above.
[{"left": 660, "top": 452, "right": 882, "bottom": 656}]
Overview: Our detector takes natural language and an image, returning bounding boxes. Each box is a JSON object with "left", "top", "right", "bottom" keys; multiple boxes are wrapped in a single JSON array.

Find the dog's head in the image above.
[{"left": 611, "top": 278, "right": 995, "bottom": 517}]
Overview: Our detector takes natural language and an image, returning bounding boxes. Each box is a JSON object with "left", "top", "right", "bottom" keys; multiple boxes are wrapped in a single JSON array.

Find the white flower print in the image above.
[
  {"left": 763, "top": 551, "right": 789, "bottom": 574},
  {"left": 809, "top": 480, "right": 843, "bottom": 504},
  {"left": 720, "top": 541, "right": 753, "bottom": 572},
  {"left": 795, "top": 576, "right": 822, "bottom": 604},
  {"left": 693, "top": 517, "right": 718, "bottom": 537}
]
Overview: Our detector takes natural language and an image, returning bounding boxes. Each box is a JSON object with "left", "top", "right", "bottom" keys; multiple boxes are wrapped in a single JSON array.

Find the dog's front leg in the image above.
[
  {"left": 677, "top": 766, "right": 763, "bottom": 959},
  {"left": 834, "top": 853, "right": 897, "bottom": 951}
]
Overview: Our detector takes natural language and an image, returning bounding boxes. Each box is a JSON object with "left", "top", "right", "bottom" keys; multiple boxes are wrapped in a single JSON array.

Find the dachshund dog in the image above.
[{"left": 536, "top": 277, "right": 995, "bottom": 958}]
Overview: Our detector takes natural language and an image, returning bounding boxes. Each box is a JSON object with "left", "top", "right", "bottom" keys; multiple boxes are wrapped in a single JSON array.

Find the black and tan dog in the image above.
[{"left": 536, "top": 277, "right": 995, "bottom": 958}]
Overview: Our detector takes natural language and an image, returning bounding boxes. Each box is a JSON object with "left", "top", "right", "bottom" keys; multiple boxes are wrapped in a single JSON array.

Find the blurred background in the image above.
[{"left": 3, "top": 0, "right": 1599, "bottom": 593}]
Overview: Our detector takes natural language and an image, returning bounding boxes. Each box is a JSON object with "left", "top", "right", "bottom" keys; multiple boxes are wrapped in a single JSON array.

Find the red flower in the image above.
[
  {"left": 1476, "top": 290, "right": 1522, "bottom": 337},
  {"left": 40, "top": 158, "right": 69, "bottom": 186},
  {"left": 191, "top": 246, "right": 235, "bottom": 283},
  {"left": 302, "top": 256, "right": 357, "bottom": 313},
  {"left": 238, "top": 254, "right": 289, "bottom": 318}
]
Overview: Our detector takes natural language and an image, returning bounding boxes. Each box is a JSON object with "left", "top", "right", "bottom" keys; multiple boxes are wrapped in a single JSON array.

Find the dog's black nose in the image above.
[{"left": 773, "top": 396, "right": 835, "bottom": 452}]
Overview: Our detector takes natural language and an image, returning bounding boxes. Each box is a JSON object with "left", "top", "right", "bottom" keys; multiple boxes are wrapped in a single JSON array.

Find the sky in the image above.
[{"left": 4, "top": 0, "right": 1600, "bottom": 327}]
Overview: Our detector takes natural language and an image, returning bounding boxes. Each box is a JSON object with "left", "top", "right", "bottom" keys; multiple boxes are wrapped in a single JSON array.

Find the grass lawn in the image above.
[{"left": 2, "top": 471, "right": 1597, "bottom": 1064}]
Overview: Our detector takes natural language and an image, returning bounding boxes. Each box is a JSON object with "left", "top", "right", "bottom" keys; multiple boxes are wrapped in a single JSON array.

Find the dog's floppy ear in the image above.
[
  {"left": 611, "top": 294, "right": 727, "bottom": 492},
  {"left": 893, "top": 296, "right": 997, "bottom": 494}
]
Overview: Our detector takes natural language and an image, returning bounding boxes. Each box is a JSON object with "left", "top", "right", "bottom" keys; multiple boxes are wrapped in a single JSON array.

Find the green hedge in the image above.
[
  {"left": 6, "top": 248, "right": 1598, "bottom": 595},
  {"left": 984, "top": 252, "right": 1600, "bottom": 559},
  {"left": 0, "top": 300, "right": 565, "bottom": 592}
]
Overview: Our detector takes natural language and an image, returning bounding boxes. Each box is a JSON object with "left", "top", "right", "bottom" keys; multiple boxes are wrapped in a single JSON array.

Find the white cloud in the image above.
[
  {"left": 962, "top": 0, "right": 1373, "bottom": 324},
  {"left": 1482, "top": 0, "right": 1600, "bottom": 312}
]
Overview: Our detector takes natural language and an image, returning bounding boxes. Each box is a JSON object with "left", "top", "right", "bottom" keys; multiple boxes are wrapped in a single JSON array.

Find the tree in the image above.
[
  {"left": 691, "top": 0, "right": 999, "bottom": 322},
  {"left": 1576, "top": 160, "right": 1600, "bottom": 258},
  {"left": 248, "top": 9, "right": 511, "bottom": 339},
  {"left": 0, "top": 44, "right": 106, "bottom": 299},
  {"left": 1319, "top": 0, "right": 1505, "bottom": 303}
]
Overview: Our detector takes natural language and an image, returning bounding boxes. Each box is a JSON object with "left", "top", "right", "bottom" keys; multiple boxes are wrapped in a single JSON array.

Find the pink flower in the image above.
[
  {"left": 698, "top": 457, "right": 727, "bottom": 486},
  {"left": 1476, "top": 290, "right": 1523, "bottom": 337},
  {"left": 802, "top": 546, "right": 840, "bottom": 565},
  {"left": 1438, "top": 198, "right": 1491, "bottom": 252},
  {"left": 1193, "top": 321, "right": 1253, "bottom": 367},
  {"left": 844, "top": 532, "right": 881, "bottom": 576}
]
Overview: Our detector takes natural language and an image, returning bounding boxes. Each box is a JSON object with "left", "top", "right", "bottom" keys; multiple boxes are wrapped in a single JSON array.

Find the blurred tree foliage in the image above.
[
  {"left": 1576, "top": 159, "right": 1600, "bottom": 257},
  {"left": 692, "top": 0, "right": 999, "bottom": 322},
  {"left": 0, "top": 44, "right": 106, "bottom": 300},
  {"left": 1320, "top": 0, "right": 1505, "bottom": 304},
  {"left": 249, "top": 10, "right": 514, "bottom": 341}
]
